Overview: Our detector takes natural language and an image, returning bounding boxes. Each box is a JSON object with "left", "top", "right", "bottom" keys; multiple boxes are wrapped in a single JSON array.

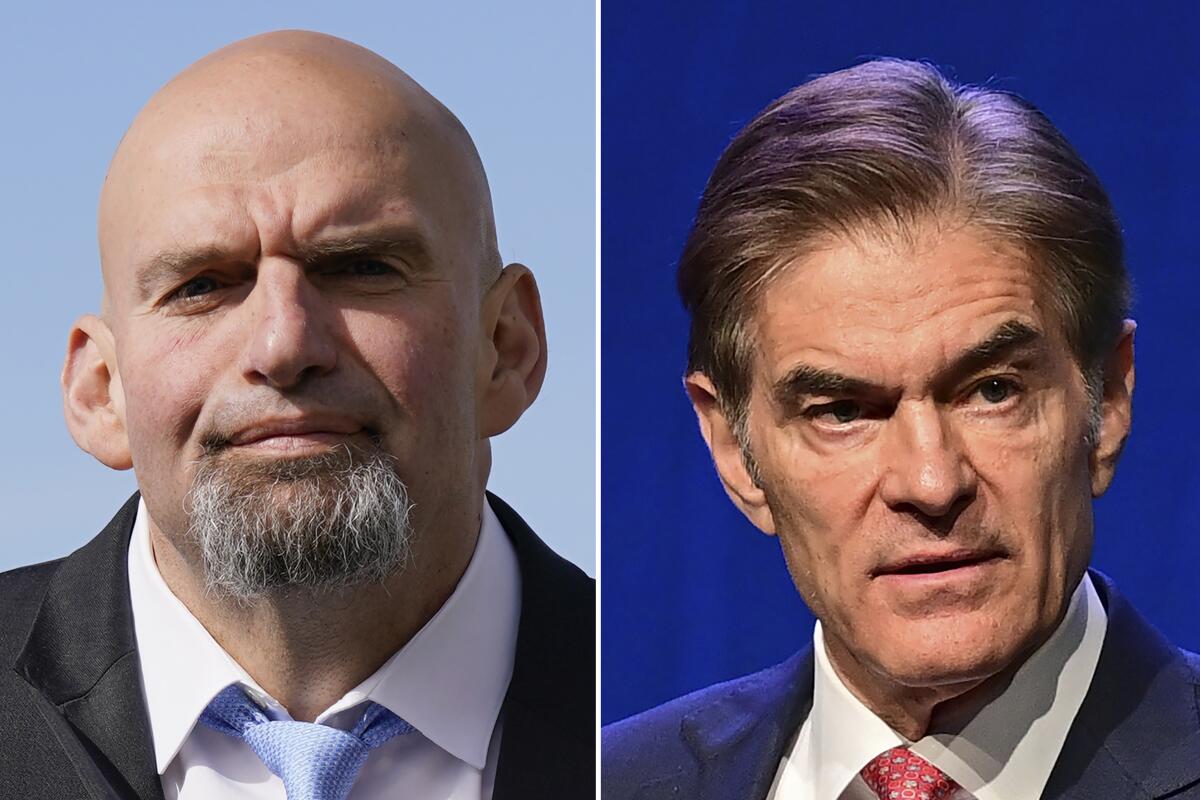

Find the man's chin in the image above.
[
  {"left": 184, "top": 443, "right": 414, "bottom": 600},
  {"left": 863, "top": 618, "right": 1026, "bottom": 691}
]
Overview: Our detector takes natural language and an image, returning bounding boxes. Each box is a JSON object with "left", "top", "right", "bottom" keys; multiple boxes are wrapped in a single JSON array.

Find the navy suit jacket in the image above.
[
  {"left": 0, "top": 492, "right": 594, "bottom": 800},
  {"left": 603, "top": 572, "right": 1200, "bottom": 799}
]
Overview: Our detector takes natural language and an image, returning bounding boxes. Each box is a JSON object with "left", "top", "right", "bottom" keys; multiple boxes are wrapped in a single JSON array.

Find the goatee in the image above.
[{"left": 183, "top": 443, "right": 413, "bottom": 601}]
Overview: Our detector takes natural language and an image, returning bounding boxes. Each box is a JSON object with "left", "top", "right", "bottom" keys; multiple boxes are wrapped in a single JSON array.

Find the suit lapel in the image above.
[
  {"left": 486, "top": 493, "right": 595, "bottom": 799},
  {"left": 678, "top": 649, "right": 814, "bottom": 800},
  {"left": 1043, "top": 571, "right": 1200, "bottom": 799},
  {"left": 14, "top": 494, "right": 163, "bottom": 800}
]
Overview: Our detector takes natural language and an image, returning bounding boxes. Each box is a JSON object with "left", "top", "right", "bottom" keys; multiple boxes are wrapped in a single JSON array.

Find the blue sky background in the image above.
[{"left": 0, "top": 1, "right": 595, "bottom": 573}]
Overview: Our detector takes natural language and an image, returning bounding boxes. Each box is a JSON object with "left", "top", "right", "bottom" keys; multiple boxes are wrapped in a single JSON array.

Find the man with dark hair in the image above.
[
  {"left": 0, "top": 30, "right": 592, "bottom": 800},
  {"left": 603, "top": 59, "right": 1200, "bottom": 799}
]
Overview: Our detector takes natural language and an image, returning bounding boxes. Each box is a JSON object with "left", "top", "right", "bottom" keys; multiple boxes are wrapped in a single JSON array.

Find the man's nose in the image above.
[
  {"left": 240, "top": 260, "right": 338, "bottom": 389},
  {"left": 878, "top": 402, "right": 977, "bottom": 526}
]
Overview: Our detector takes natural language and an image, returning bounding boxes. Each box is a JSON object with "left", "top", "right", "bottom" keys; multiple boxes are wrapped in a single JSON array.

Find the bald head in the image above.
[
  {"left": 99, "top": 30, "right": 500, "bottom": 316},
  {"left": 63, "top": 28, "right": 548, "bottom": 618}
]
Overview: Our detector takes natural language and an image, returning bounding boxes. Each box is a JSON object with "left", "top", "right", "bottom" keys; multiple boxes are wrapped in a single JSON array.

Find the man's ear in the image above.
[
  {"left": 684, "top": 372, "right": 776, "bottom": 535},
  {"left": 477, "top": 264, "right": 548, "bottom": 437},
  {"left": 1091, "top": 320, "right": 1136, "bottom": 496},
  {"left": 62, "top": 314, "right": 132, "bottom": 470}
]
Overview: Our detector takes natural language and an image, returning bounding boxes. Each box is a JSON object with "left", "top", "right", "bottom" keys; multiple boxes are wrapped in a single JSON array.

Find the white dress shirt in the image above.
[
  {"left": 768, "top": 573, "right": 1107, "bottom": 800},
  {"left": 127, "top": 497, "right": 521, "bottom": 800}
]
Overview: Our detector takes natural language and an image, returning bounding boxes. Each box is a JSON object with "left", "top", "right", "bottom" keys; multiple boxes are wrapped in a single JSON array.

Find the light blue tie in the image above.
[{"left": 200, "top": 684, "right": 414, "bottom": 800}]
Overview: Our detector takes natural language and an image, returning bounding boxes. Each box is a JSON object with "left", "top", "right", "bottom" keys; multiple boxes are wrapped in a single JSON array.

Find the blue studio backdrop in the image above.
[{"left": 601, "top": 3, "right": 1200, "bottom": 725}]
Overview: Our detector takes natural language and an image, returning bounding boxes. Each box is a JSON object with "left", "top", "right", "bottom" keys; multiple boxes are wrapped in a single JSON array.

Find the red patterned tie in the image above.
[{"left": 860, "top": 747, "right": 960, "bottom": 800}]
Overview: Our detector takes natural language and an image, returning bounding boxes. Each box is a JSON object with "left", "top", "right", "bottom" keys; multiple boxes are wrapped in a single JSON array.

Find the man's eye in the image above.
[
  {"left": 171, "top": 276, "right": 221, "bottom": 300},
  {"left": 806, "top": 400, "right": 863, "bottom": 424},
  {"left": 975, "top": 377, "right": 1017, "bottom": 404},
  {"left": 343, "top": 258, "right": 395, "bottom": 277}
]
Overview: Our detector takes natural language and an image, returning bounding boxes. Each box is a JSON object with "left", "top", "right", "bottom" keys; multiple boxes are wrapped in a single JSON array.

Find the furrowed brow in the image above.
[
  {"left": 772, "top": 364, "right": 884, "bottom": 407},
  {"left": 769, "top": 321, "right": 1044, "bottom": 411},
  {"left": 132, "top": 228, "right": 435, "bottom": 301},
  {"left": 943, "top": 320, "right": 1045, "bottom": 381}
]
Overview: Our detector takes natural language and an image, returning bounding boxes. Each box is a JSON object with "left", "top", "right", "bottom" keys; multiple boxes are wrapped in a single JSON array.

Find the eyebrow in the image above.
[
  {"left": 296, "top": 229, "right": 432, "bottom": 268},
  {"left": 135, "top": 246, "right": 230, "bottom": 301},
  {"left": 772, "top": 364, "right": 878, "bottom": 402},
  {"left": 948, "top": 319, "right": 1043, "bottom": 379},
  {"left": 134, "top": 226, "right": 433, "bottom": 302},
  {"left": 771, "top": 319, "right": 1045, "bottom": 408}
]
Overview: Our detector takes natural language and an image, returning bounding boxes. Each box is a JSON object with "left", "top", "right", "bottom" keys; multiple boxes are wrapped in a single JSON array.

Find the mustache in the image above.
[{"left": 192, "top": 440, "right": 392, "bottom": 483}]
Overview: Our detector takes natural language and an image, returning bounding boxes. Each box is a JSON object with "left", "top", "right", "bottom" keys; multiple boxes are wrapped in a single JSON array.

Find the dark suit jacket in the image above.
[
  {"left": 603, "top": 571, "right": 1200, "bottom": 799},
  {"left": 0, "top": 492, "right": 594, "bottom": 800}
]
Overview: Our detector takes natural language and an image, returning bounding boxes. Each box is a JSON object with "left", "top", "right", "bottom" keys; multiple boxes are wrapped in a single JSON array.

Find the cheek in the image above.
[
  {"left": 349, "top": 307, "right": 477, "bottom": 431},
  {"left": 763, "top": 442, "right": 880, "bottom": 616},
  {"left": 967, "top": 391, "right": 1096, "bottom": 618},
  {"left": 118, "top": 337, "right": 214, "bottom": 463},
  {"left": 971, "top": 388, "right": 1093, "bottom": 540}
]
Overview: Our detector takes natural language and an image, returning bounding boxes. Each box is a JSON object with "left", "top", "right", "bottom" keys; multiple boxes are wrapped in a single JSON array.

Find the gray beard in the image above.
[{"left": 183, "top": 444, "right": 413, "bottom": 601}]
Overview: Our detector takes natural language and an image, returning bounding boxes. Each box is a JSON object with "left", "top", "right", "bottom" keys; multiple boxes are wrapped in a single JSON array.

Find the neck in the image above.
[
  {"left": 149, "top": 510, "right": 479, "bottom": 722},
  {"left": 823, "top": 635, "right": 989, "bottom": 740},
  {"left": 822, "top": 606, "right": 1074, "bottom": 741}
]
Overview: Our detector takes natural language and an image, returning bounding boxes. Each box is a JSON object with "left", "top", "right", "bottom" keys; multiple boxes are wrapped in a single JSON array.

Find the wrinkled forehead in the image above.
[
  {"left": 750, "top": 225, "right": 1061, "bottom": 384},
  {"left": 99, "top": 48, "right": 493, "bottom": 305}
]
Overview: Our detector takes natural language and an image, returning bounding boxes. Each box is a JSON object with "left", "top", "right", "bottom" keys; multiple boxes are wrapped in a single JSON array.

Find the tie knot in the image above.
[
  {"left": 860, "top": 747, "right": 959, "bottom": 800},
  {"left": 199, "top": 684, "right": 414, "bottom": 800}
]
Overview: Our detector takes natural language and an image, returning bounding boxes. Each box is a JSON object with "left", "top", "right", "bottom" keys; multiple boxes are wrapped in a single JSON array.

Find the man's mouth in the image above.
[
  {"left": 206, "top": 415, "right": 371, "bottom": 455},
  {"left": 238, "top": 432, "right": 360, "bottom": 451},
  {"left": 873, "top": 548, "right": 1007, "bottom": 579}
]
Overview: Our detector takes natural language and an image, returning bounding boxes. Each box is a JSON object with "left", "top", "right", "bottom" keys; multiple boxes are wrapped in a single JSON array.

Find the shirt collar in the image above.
[
  {"left": 128, "top": 496, "right": 520, "bottom": 773},
  {"left": 345, "top": 499, "right": 520, "bottom": 769},
  {"left": 805, "top": 573, "right": 1107, "bottom": 799},
  {"left": 804, "top": 621, "right": 905, "bottom": 799}
]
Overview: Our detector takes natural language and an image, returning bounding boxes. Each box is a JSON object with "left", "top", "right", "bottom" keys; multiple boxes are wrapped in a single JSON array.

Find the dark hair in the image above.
[{"left": 678, "top": 59, "right": 1129, "bottom": 432}]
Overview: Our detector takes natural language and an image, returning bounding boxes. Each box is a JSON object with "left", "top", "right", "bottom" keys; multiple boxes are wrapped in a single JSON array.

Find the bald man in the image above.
[{"left": 0, "top": 31, "right": 592, "bottom": 800}]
